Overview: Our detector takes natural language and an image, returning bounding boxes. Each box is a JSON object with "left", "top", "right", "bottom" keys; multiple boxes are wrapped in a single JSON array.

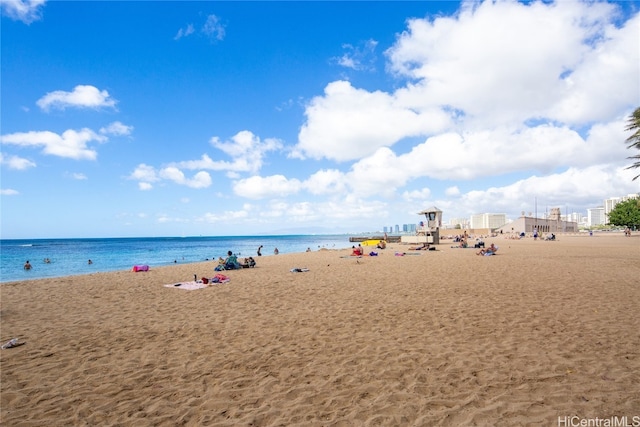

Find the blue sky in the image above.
[{"left": 1, "top": 0, "right": 639, "bottom": 239}]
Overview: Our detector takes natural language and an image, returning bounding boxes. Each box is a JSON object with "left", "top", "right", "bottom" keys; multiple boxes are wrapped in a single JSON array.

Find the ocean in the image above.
[{"left": 0, "top": 235, "right": 352, "bottom": 283}]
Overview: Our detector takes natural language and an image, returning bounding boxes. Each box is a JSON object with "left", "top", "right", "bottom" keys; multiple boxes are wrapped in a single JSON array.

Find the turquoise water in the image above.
[{"left": 0, "top": 235, "right": 351, "bottom": 283}]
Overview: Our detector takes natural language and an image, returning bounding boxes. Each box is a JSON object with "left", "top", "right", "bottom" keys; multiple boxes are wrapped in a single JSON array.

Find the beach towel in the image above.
[
  {"left": 132, "top": 265, "right": 149, "bottom": 272},
  {"left": 164, "top": 274, "right": 230, "bottom": 290},
  {"left": 290, "top": 268, "right": 309, "bottom": 273},
  {"left": 164, "top": 281, "right": 208, "bottom": 290}
]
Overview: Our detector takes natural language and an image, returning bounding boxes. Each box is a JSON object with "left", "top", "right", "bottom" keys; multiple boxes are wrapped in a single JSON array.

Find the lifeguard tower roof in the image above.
[{"left": 418, "top": 206, "right": 442, "bottom": 215}]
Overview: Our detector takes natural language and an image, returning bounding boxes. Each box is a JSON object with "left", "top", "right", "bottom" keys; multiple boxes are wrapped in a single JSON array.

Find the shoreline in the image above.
[
  {"left": 1, "top": 234, "right": 639, "bottom": 425},
  {"left": 2, "top": 231, "right": 632, "bottom": 286}
]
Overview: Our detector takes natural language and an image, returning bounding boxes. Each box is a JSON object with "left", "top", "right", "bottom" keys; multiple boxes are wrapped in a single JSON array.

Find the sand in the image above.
[{"left": 1, "top": 234, "right": 639, "bottom": 426}]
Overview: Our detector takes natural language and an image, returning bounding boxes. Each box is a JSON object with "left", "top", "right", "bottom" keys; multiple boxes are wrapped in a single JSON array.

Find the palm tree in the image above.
[{"left": 625, "top": 106, "right": 640, "bottom": 180}]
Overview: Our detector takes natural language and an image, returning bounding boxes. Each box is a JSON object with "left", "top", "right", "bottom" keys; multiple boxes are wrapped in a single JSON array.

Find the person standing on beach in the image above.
[
  {"left": 257, "top": 245, "right": 263, "bottom": 256},
  {"left": 274, "top": 247, "right": 279, "bottom": 255}
]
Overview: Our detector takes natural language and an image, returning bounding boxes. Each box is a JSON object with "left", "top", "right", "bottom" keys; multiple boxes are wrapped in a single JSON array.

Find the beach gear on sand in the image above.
[
  {"left": 165, "top": 274, "right": 230, "bottom": 290},
  {"left": 132, "top": 265, "right": 149, "bottom": 272},
  {"left": 290, "top": 268, "right": 309, "bottom": 273},
  {"left": 164, "top": 281, "right": 208, "bottom": 290},
  {"left": 1, "top": 338, "right": 24, "bottom": 349}
]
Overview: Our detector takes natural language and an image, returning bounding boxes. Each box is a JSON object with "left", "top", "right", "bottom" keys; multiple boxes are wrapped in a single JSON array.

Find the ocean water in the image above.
[{"left": 0, "top": 235, "right": 351, "bottom": 283}]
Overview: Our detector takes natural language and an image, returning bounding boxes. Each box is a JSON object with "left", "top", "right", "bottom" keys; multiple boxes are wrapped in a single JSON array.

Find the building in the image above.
[
  {"left": 495, "top": 209, "right": 578, "bottom": 235},
  {"left": 604, "top": 193, "right": 639, "bottom": 223},
  {"left": 402, "top": 223, "right": 417, "bottom": 233},
  {"left": 448, "top": 218, "right": 469, "bottom": 229},
  {"left": 588, "top": 207, "right": 606, "bottom": 226},
  {"left": 470, "top": 213, "right": 507, "bottom": 229}
]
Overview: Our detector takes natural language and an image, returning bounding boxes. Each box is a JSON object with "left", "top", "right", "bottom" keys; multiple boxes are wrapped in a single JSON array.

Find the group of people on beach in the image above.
[
  {"left": 256, "top": 245, "right": 279, "bottom": 256},
  {"left": 24, "top": 258, "right": 94, "bottom": 270}
]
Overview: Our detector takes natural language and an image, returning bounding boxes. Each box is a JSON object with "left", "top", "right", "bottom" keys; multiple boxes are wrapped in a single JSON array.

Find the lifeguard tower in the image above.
[{"left": 401, "top": 206, "right": 442, "bottom": 245}]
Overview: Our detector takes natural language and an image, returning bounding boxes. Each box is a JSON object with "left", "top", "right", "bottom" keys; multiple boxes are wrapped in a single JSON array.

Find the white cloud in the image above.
[
  {"left": 36, "top": 85, "right": 117, "bottom": 112},
  {"left": 305, "top": 169, "right": 348, "bottom": 196},
  {"left": 265, "top": 2, "right": 626, "bottom": 232},
  {"left": 445, "top": 186, "right": 460, "bottom": 197},
  {"left": 0, "top": 153, "right": 36, "bottom": 170},
  {"left": 402, "top": 188, "right": 432, "bottom": 202},
  {"left": 385, "top": 0, "right": 633, "bottom": 126},
  {"left": 0, "top": 128, "right": 106, "bottom": 160},
  {"left": 438, "top": 164, "right": 640, "bottom": 220},
  {"left": 334, "top": 39, "right": 378, "bottom": 71},
  {"left": 61, "top": 171, "right": 89, "bottom": 180},
  {"left": 159, "top": 167, "right": 212, "bottom": 189},
  {"left": 202, "top": 14, "right": 225, "bottom": 41},
  {"left": 200, "top": 209, "right": 249, "bottom": 224},
  {"left": 233, "top": 175, "right": 303, "bottom": 199},
  {"left": 295, "top": 80, "right": 450, "bottom": 161},
  {"left": 295, "top": 0, "right": 638, "bottom": 170},
  {"left": 0, "top": 0, "right": 45, "bottom": 24},
  {"left": 129, "top": 164, "right": 212, "bottom": 189},
  {"left": 174, "top": 23, "right": 195, "bottom": 40},
  {"left": 175, "top": 131, "right": 283, "bottom": 175},
  {"left": 130, "top": 164, "right": 159, "bottom": 183},
  {"left": 0, "top": 188, "right": 19, "bottom": 196},
  {"left": 100, "top": 121, "right": 133, "bottom": 136}
]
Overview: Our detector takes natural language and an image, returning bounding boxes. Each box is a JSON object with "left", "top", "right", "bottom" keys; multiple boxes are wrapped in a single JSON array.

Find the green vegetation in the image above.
[
  {"left": 607, "top": 198, "right": 640, "bottom": 229},
  {"left": 625, "top": 107, "right": 640, "bottom": 181}
]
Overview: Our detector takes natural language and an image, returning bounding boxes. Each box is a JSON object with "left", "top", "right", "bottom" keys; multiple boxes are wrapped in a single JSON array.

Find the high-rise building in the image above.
[
  {"left": 402, "top": 224, "right": 417, "bottom": 233},
  {"left": 470, "top": 213, "right": 507, "bottom": 229},
  {"left": 604, "top": 194, "right": 639, "bottom": 222},
  {"left": 587, "top": 207, "right": 605, "bottom": 226}
]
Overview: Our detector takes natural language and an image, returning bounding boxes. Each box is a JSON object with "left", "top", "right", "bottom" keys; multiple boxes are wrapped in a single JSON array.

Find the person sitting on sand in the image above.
[
  {"left": 477, "top": 243, "right": 498, "bottom": 256},
  {"left": 351, "top": 245, "right": 363, "bottom": 256},
  {"left": 223, "top": 251, "right": 241, "bottom": 270},
  {"left": 376, "top": 240, "right": 386, "bottom": 249},
  {"left": 242, "top": 257, "right": 256, "bottom": 268}
]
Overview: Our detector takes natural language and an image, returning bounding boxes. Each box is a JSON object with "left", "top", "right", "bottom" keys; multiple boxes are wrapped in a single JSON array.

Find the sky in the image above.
[{"left": 1, "top": 0, "right": 639, "bottom": 239}]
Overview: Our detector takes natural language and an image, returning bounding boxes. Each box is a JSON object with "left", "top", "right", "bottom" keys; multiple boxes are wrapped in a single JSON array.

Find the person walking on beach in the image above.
[
  {"left": 257, "top": 245, "right": 263, "bottom": 256},
  {"left": 24, "top": 260, "right": 32, "bottom": 270}
]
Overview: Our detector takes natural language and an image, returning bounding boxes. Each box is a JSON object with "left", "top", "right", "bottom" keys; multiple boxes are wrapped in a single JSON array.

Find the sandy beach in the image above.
[{"left": 1, "top": 233, "right": 639, "bottom": 426}]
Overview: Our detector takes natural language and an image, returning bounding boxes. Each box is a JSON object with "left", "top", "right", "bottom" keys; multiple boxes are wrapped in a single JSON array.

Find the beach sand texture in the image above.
[{"left": 1, "top": 234, "right": 639, "bottom": 426}]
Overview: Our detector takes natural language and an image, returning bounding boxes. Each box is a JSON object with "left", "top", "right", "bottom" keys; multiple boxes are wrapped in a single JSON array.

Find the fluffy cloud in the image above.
[
  {"left": 129, "top": 164, "right": 212, "bottom": 189},
  {"left": 0, "top": 0, "right": 45, "bottom": 24},
  {"left": 0, "top": 128, "right": 106, "bottom": 160},
  {"left": 175, "top": 131, "right": 283, "bottom": 175},
  {"left": 0, "top": 153, "right": 36, "bottom": 170},
  {"left": 100, "top": 121, "right": 133, "bottom": 136},
  {"left": 294, "top": 80, "right": 450, "bottom": 161},
  {"left": 36, "top": 85, "right": 117, "bottom": 112},
  {"left": 281, "top": 0, "right": 638, "bottom": 224},
  {"left": 233, "top": 175, "right": 303, "bottom": 199}
]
